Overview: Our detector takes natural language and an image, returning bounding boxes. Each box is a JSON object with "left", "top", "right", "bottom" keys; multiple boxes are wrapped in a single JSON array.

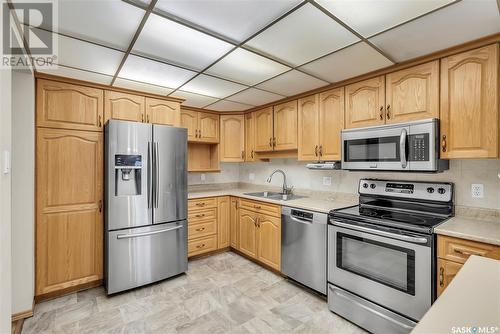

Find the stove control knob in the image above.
[
  {"left": 437, "top": 187, "right": 446, "bottom": 194},
  {"left": 370, "top": 183, "right": 376, "bottom": 189},
  {"left": 427, "top": 187, "right": 435, "bottom": 194},
  {"left": 362, "top": 183, "right": 369, "bottom": 189}
]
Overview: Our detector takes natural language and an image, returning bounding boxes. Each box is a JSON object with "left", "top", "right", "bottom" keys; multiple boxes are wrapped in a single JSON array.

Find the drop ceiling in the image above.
[{"left": 26, "top": 0, "right": 500, "bottom": 111}]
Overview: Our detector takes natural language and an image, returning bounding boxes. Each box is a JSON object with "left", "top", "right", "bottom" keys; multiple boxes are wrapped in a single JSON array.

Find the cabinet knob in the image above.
[
  {"left": 386, "top": 105, "right": 391, "bottom": 119},
  {"left": 441, "top": 135, "right": 447, "bottom": 152}
]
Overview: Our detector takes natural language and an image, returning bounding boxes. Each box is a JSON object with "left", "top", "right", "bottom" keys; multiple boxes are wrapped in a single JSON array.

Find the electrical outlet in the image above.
[
  {"left": 249, "top": 173, "right": 255, "bottom": 181},
  {"left": 323, "top": 176, "right": 332, "bottom": 186},
  {"left": 471, "top": 184, "right": 484, "bottom": 198},
  {"left": 200, "top": 173, "right": 206, "bottom": 182}
]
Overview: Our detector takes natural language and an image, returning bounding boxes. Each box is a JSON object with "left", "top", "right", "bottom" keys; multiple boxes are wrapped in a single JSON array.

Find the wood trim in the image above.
[
  {"left": 11, "top": 301, "right": 34, "bottom": 321},
  {"left": 180, "top": 106, "right": 224, "bottom": 115},
  {"left": 230, "top": 248, "right": 284, "bottom": 277},
  {"left": 11, "top": 319, "right": 24, "bottom": 334},
  {"left": 187, "top": 247, "right": 230, "bottom": 260},
  {"left": 34, "top": 279, "right": 102, "bottom": 303},
  {"left": 34, "top": 72, "right": 184, "bottom": 103},
  {"left": 254, "top": 150, "right": 297, "bottom": 160}
]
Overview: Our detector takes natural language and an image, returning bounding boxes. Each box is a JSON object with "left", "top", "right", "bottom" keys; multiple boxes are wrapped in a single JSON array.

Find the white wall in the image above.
[
  {"left": 189, "top": 159, "right": 500, "bottom": 210},
  {"left": 11, "top": 69, "right": 35, "bottom": 314}
]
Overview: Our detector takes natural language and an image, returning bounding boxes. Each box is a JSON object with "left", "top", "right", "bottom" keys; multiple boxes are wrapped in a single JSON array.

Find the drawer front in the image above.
[
  {"left": 188, "top": 220, "right": 216, "bottom": 240},
  {"left": 239, "top": 198, "right": 280, "bottom": 217},
  {"left": 188, "top": 235, "right": 217, "bottom": 257},
  {"left": 188, "top": 197, "right": 217, "bottom": 210},
  {"left": 437, "top": 235, "right": 500, "bottom": 264},
  {"left": 188, "top": 207, "right": 217, "bottom": 223}
]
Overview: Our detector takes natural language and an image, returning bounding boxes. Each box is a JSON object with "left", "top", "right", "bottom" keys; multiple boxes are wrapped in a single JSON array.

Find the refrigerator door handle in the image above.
[
  {"left": 116, "top": 225, "right": 183, "bottom": 239},
  {"left": 148, "top": 141, "right": 153, "bottom": 208},
  {"left": 155, "top": 142, "right": 160, "bottom": 208}
]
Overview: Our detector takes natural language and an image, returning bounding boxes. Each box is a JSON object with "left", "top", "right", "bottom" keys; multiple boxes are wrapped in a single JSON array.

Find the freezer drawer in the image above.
[{"left": 105, "top": 221, "right": 187, "bottom": 294}]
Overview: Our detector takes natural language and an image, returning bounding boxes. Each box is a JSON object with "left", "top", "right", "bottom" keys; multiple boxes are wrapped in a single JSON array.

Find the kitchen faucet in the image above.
[{"left": 266, "top": 169, "right": 292, "bottom": 194}]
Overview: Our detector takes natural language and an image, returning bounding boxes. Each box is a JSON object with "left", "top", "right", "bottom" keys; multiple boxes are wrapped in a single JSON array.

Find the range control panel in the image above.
[{"left": 359, "top": 179, "right": 453, "bottom": 202}]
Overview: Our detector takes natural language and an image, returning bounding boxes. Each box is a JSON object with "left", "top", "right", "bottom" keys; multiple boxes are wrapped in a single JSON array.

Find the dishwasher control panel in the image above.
[{"left": 291, "top": 209, "right": 313, "bottom": 221}]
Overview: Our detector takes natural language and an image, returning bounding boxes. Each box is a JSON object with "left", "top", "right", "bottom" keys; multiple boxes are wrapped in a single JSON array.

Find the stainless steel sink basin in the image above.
[{"left": 243, "top": 191, "right": 304, "bottom": 201}]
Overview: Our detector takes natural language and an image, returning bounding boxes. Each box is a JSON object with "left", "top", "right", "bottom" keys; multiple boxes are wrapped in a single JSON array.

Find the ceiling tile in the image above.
[
  {"left": 38, "top": 0, "right": 144, "bottom": 50},
  {"left": 228, "top": 88, "right": 284, "bottom": 106},
  {"left": 133, "top": 13, "right": 233, "bottom": 70},
  {"left": 170, "top": 91, "right": 219, "bottom": 108},
  {"left": 300, "top": 42, "right": 393, "bottom": 83},
  {"left": 209, "top": 100, "right": 253, "bottom": 112},
  {"left": 113, "top": 78, "right": 173, "bottom": 96},
  {"left": 181, "top": 74, "right": 247, "bottom": 99},
  {"left": 206, "top": 48, "right": 290, "bottom": 85},
  {"left": 37, "top": 66, "right": 113, "bottom": 85},
  {"left": 255, "top": 70, "right": 328, "bottom": 96},
  {"left": 155, "top": 0, "right": 300, "bottom": 42},
  {"left": 119, "top": 55, "right": 196, "bottom": 89},
  {"left": 316, "top": 0, "right": 453, "bottom": 37},
  {"left": 244, "top": 3, "right": 359, "bottom": 66},
  {"left": 369, "top": 0, "right": 500, "bottom": 62}
]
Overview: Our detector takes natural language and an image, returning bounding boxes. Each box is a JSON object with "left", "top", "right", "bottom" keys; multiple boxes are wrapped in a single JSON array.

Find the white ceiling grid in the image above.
[{"left": 21, "top": 0, "right": 499, "bottom": 111}]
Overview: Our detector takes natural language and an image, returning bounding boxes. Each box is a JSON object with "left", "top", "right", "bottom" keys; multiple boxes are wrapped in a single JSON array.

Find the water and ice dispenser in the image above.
[{"left": 114, "top": 154, "right": 142, "bottom": 196}]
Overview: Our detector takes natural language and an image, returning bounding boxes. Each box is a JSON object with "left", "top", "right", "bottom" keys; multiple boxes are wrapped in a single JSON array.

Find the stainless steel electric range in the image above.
[{"left": 327, "top": 179, "right": 454, "bottom": 334}]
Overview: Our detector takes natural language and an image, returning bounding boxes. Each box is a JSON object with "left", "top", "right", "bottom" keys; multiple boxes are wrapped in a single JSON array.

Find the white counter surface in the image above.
[
  {"left": 412, "top": 256, "right": 500, "bottom": 334},
  {"left": 435, "top": 216, "right": 500, "bottom": 246}
]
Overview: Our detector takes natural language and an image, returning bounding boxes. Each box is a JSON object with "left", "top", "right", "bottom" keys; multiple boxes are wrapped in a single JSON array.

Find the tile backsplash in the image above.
[{"left": 188, "top": 159, "right": 500, "bottom": 210}]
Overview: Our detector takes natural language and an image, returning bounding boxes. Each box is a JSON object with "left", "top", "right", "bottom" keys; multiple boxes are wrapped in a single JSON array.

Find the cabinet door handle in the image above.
[
  {"left": 198, "top": 129, "right": 202, "bottom": 138},
  {"left": 439, "top": 266, "right": 444, "bottom": 287},
  {"left": 453, "top": 248, "right": 482, "bottom": 257},
  {"left": 256, "top": 217, "right": 260, "bottom": 228},
  {"left": 269, "top": 137, "right": 272, "bottom": 147},
  {"left": 386, "top": 105, "right": 391, "bottom": 119},
  {"left": 379, "top": 106, "right": 383, "bottom": 120},
  {"left": 98, "top": 115, "right": 102, "bottom": 127},
  {"left": 141, "top": 114, "right": 144, "bottom": 122},
  {"left": 315, "top": 145, "right": 318, "bottom": 157},
  {"left": 98, "top": 200, "right": 102, "bottom": 213},
  {"left": 147, "top": 114, "right": 150, "bottom": 123},
  {"left": 253, "top": 205, "right": 261, "bottom": 209},
  {"left": 273, "top": 137, "right": 276, "bottom": 147},
  {"left": 441, "top": 135, "right": 447, "bottom": 152},
  {"left": 195, "top": 227, "right": 205, "bottom": 232},
  {"left": 251, "top": 150, "right": 254, "bottom": 159},
  {"left": 241, "top": 151, "right": 245, "bottom": 159},
  {"left": 319, "top": 145, "right": 323, "bottom": 157},
  {"left": 196, "top": 244, "right": 206, "bottom": 249},
  {"left": 195, "top": 214, "right": 205, "bottom": 218},
  {"left": 195, "top": 202, "right": 206, "bottom": 207}
]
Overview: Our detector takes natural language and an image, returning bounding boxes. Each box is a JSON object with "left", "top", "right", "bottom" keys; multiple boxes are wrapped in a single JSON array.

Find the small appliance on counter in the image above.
[
  {"left": 306, "top": 161, "right": 341, "bottom": 170},
  {"left": 327, "top": 179, "right": 454, "bottom": 334},
  {"left": 104, "top": 120, "right": 188, "bottom": 294}
]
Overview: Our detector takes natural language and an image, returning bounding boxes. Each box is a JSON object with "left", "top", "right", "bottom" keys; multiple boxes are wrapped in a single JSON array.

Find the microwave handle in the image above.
[{"left": 400, "top": 128, "right": 407, "bottom": 168}]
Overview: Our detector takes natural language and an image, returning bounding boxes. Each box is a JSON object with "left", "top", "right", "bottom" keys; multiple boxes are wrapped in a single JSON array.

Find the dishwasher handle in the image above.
[{"left": 289, "top": 215, "right": 313, "bottom": 224}]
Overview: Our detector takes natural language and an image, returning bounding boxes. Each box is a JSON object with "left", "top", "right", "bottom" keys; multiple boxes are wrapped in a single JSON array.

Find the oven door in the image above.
[{"left": 328, "top": 222, "right": 431, "bottom": 321}]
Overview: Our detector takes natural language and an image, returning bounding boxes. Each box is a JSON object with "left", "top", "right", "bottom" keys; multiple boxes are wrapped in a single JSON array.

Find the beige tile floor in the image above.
[{"left": 23, "top": 252, "right": 367, "bottom": 334}]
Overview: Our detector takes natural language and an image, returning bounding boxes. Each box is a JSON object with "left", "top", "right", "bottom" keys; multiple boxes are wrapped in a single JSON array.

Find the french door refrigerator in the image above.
[{"left": 104, "top": 119, "right": 187, "bottom": 294}]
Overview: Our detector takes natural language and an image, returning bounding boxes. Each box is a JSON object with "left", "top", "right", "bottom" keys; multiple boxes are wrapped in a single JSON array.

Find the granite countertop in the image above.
[
  {"left": 435, "top": 216, "right": 500, "bottom": 246},
  {"left": 411, "top": 255, "right": 500, "bottom": 334}
]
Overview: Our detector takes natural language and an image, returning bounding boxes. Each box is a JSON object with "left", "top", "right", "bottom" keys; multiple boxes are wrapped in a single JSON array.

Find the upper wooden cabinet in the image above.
[
  {"left": 36, "top": 79, "right": 104, "bottom": 131},
  {"left": 181, "top": 109, "right": 219, "bottom": 143},
  {"left": 298, "top": 88, "right": 344, "bottom": 161},
  {"left": 220, "top": 115, "right": 245, "bottom": 162},
  {"left": 440, "top": 44, "right": 499, "bottom": 159},
  {"left": 104, "top": 91, "right": 145, "bottom": 123},
  {"left": 254, "top": 107, "right": 274, "bottom": 152},
  {"left": 245, "top": 113, "right": 256, "bottom": 161},
  {"left": 345, "top": 76, "right": 385, "bottom": 129},
  {"left": 145, "top": 98, "right": 180, "bottom": 126},
  {"left": 385, "top": 61, "right": 439, "bottom": 123},
  {"left": 273, "top": 100, "right": 298, "bottom": 150}
]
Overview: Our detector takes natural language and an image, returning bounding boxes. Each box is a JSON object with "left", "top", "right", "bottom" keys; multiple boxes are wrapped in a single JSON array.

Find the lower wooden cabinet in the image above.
[
  {"left": 230, "top": 197, "right": 239, "bottom": 249},
  {"left": 217, "top": 197, "right": 230, "bottom": 248},
  {"left": 436, "top": 258, "right": 462, "bottom": 297}
]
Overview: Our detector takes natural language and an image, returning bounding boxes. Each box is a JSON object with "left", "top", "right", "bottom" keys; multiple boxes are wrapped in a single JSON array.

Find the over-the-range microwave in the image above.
[{"left": 341, "top": 118, "right": 449, "bottom": 172}]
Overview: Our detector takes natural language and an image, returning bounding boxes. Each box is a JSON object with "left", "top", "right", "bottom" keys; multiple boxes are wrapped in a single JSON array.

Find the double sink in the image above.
[{"left": 244, "top": 191, "right": 304, "bottom": 201}]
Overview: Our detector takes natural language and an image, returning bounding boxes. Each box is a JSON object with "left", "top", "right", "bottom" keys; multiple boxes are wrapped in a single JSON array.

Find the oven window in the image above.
[
  {"left": 336, "top": 232, "right": 415, "bottom": 295},
  {"left": 344, "top": 136, "right": 400, "bottom": 162}
]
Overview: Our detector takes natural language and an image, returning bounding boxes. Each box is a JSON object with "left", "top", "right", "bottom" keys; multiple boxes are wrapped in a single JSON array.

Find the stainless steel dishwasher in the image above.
[{"left": 281, "top": 206, "right": 327, "bottom": 294}]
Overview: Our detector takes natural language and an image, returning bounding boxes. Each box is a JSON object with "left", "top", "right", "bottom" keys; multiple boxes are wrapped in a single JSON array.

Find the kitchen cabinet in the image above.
[
  {"left": 230, "top": 197, "right": 239, "bottom": 250},
  {"left": 187, "top": 197, "right": 218, "bottom": 257},
  {"left": 255, "top": 214, "right": 281, "bottom": 270},
  {"left": 385, "top": 61, "right": 439, "bottom": 123},
  {"left": 220, "top": 115, "right": 245, "bottom": 162},
  {"left": 345, "top": 76, "right": 385, "bottom": 129},
  {"left": 245, "top": 113, "right": 256, "bottom": 161},
  {"left": 239, "top": 209, "right": 258, "bottom": 258},
  {"left": 217, "top": 196, "right": 230, "bottom": 249},
  {"left": 36, "top": 127, "right": 103, "bottom": 297},
  {"left": 104, "top": 91, "right": 145, "bottom": 123},
  {"left": 436, "top": 235, "right": 500, "bottom": 296},
  {"left": 273, "top": 100, "right": 298, "bottom": 151},
  {"left": 145, "top": 97, "right": 180, "bottom": 126},
  {"left": 298, "top": 88, "right": 344, "bottom": 161},
  {"left": 440, "top": 44, "right": 499, "bottom": 159},
  {"left": 36, "top": 79, "right": 104, "bottom": 132},
  {"left": 181, "top": 109, "right": 219, "bottom": 143},
  {"left": 254, "top": 107, "right": 274, "bottom": 152}
]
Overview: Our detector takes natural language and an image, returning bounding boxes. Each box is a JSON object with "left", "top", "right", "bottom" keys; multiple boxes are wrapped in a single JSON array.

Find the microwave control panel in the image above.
[{"left": 408, "top": 134, "right": 429, "bottom": 162}]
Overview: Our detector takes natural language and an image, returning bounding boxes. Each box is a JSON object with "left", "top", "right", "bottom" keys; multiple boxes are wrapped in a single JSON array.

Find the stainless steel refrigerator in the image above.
[{"left": 104, "top": 119, "right": 187, "bottom": 295}]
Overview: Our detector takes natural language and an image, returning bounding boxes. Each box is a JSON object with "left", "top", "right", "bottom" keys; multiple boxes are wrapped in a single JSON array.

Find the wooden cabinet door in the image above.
[
  {"left": 345, "top": 76, "right": 385, "bottom": 129},
  {"left": 36, "top": 128, "right": 103, "bottom": 296},
  {"left": 104, "top": 91, "right": 145, "bottom": 123},
  {"left": 198, "top": 112, "right": 219, "bottom": 143},
  {"left": 254, "top": 107, "right": 274, "bottom": 152},
  {"left": 245, "top": 113, "right": 256, "bottom": 161},
  {"left": 238, "top": 209, "right": 257, "bottom": 258},
  {"left": 230, "top": 197, "right": 239, "bottom": 250},
  {"left": 217, "top": 196, "right": 230, "bottom": 249},
  {"left": 298, "top": 95, "right": 320, "bottom": 161},
  {"left": 220, "top": 115, "right": 245, "bottom": 162},
  {"left": 440, "top": 44, "right": 499, "bottom": 158},
  {"left": 256, "top": 214, "right": 281, "bottom": 270},
  {"left": 36, "top": 79, "right": 104, "bottom": 131},
  {"left": 437, "top": 258, "right": 462, "bottom": 297},
  {"left": 385, "top": 61, "right": 439, "bottom": 124},
  {"left": 145, "top": 98, "right": 180, "bottom": 126},
  {"left": 319, "top": 87, "right": 344, "bottom": 161},
  {"left": 181, "top": 110, "right": 199, "bottom": 141},
  {"left": 273, "top": 100, "right": 298, "bottom": 151}
]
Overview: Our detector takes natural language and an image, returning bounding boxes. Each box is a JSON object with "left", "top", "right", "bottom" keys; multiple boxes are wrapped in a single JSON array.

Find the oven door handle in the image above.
[
  {"left": 400, "top": 128, "right": 408, "bottom": 169},
  {"left": 332, "top": 221, "right": 428, "bottom": 244}
]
